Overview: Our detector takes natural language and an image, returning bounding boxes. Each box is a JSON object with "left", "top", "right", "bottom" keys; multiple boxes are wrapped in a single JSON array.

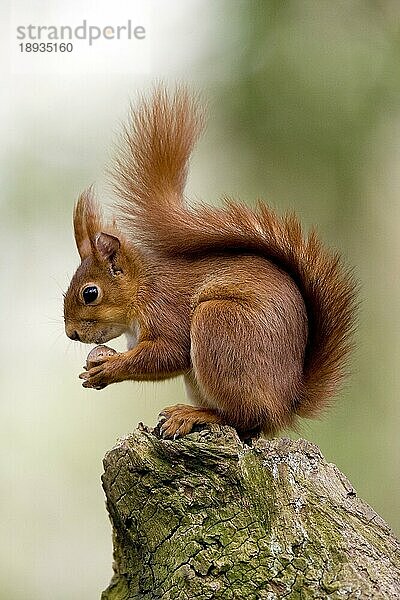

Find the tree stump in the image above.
[{"left": 101, "top": 424, "right": 400, "bottom": 599}]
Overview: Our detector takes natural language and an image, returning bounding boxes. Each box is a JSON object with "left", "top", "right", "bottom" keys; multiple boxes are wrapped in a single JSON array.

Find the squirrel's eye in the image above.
[{"left": 82, "top": 285, "right": 100, "bottom": 305}]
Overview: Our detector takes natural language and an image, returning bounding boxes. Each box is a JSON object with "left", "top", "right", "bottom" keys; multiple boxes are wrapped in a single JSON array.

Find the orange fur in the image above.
[{"left": 64, "top": 85, "right": 358, "bottom": 438}]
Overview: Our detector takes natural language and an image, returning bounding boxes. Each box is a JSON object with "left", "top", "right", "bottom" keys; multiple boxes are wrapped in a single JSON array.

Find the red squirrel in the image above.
[{"left": 63, "top": 86, "right": 357, "bottom": 439}]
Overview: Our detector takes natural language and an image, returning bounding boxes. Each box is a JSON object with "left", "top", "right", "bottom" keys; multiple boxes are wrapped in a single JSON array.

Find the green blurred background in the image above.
[{"left": 2, "top": 1, "right": 400, "bottom": 598}]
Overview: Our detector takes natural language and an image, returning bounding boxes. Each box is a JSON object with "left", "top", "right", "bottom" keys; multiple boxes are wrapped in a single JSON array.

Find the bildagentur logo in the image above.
[{"left": 16, "top": 19, "right": 146, "bottom": 46}]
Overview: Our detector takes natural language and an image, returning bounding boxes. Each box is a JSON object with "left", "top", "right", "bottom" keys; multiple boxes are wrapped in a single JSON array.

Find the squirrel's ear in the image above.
[
  {"left": 73, "top": 191, "right": 90, "bottom": 259},
  {"left": 95, "top": 232, "right": 121, "bottom": 262},
  {"left": 73, "top": 187, "right": 103, "bottom": 260}
]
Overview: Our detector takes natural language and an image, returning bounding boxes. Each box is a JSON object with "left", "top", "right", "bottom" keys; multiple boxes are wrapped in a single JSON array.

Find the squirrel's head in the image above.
[{"left": 64, "top": 188, "right": 141, "bottom": 344}]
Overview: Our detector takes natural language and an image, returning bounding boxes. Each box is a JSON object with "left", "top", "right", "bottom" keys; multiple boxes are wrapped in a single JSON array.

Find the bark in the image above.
[{"left": 101, "top": 424, "right": 400, "bottom": 599}]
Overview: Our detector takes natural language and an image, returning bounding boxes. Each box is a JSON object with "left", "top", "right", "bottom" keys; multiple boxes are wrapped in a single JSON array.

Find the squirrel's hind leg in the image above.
[
  {"left": 158, "top": 371, "right": 224, "bottom": 439},
  {"left": 189, "top": 296, "right": 302, "bottom": 436},
  {"left": 158, "top": 404, "right": 224, "bottom": 439},
  {"left": 158, "top": 372, "right": 262, "bottom": 440}
]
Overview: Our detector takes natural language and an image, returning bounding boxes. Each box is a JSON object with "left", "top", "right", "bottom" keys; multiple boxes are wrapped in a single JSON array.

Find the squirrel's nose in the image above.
[{"left": 68, "top": 330, "right": 81, "bottom": 341}]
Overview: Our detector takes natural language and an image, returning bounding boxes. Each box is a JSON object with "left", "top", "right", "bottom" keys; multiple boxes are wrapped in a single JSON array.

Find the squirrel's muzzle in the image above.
[{"left": 67, "top": 329, "right": 81, "bottom": 341}]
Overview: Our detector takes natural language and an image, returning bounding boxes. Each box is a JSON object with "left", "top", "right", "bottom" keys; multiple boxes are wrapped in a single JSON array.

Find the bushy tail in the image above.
[
  {"left": 112, "top": 85, "right": 204, "bottom": 229},
  {"left": 111, "top": 86, "right": 358, "bottom": 418}
]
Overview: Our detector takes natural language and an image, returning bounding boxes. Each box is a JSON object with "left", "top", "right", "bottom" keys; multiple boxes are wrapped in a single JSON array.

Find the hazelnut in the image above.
[{"left": 86, "top": 345, "right": 118, "bottom": 370}]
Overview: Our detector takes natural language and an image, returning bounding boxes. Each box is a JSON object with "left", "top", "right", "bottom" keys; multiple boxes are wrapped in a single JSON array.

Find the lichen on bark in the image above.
[{"left": 101, "top": 424, "right": 400, "bottom": 599}]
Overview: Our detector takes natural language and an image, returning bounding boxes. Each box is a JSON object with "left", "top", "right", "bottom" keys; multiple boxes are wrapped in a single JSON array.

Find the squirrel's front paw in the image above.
[{"left": 79, "top": 355, "right": 121, "bottom": 389}]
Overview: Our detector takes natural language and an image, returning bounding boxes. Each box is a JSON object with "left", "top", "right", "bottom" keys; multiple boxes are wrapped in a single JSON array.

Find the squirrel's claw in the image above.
[
  {"left": 158, "top": 404, "right": 197, "bottom": 439},
  {"left": 79, "top": 355, "right": 120, "bottom": 389},
  {"left": 158, "top": 404, "right": 223, "bottom": 439}
]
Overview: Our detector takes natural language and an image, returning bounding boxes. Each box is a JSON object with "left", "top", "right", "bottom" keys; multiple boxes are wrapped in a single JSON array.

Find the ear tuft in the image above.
[
  {"left": 73, "top": 191, "right": 89, "bottom": 259},
  {"left": 95, "top": 232, "right": 121, "bottom": 261},
  {"left": 73, "top": 187, "right": 103, "bottom": 260}
]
